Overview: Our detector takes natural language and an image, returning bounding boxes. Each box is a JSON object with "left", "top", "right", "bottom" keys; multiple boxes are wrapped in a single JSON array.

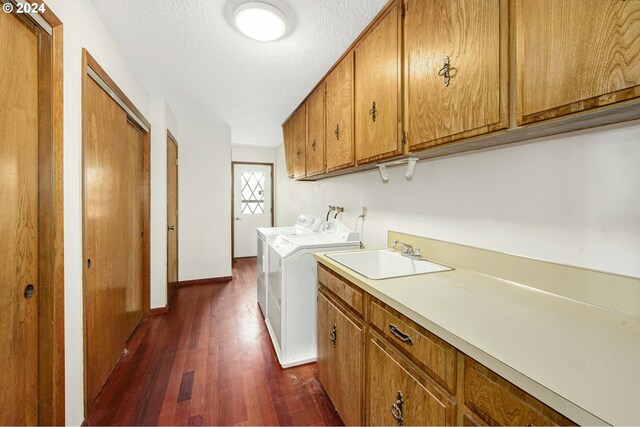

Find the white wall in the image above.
[
  {"left": 231, "top": 144, "right": 277, "bottom": 164},
  {"left": 178, "top": 112, "right": 232, "bottom": 281},
  {"left": 44, "top": 0, "right": 155, "bottom": 423},
  {"left": 149, "top": 96, "right": 178, "bottom": 309},
  {"left": 276, "top": 121, "right": 640, "bottom": 278}
]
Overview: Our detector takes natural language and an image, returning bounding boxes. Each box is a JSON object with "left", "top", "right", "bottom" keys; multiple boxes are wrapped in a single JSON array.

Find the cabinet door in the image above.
[
  {"left": 326, "top": 52, "right": 355, "bottom": 172},
  {"left": 406, "top": 0, "right": 508, "bottom": 151},
  {"left": 516, "top": 0, "right": 640, "bottom": 125},
  {"left": 292, "top": 105, "right": 306, "bottom": 179},
  {"left": 306, "top": 83, "right": 325, "bottom": 177},
  {"left": 367, "top": 334, "right": 456, "bottom": 426},
  {"left": 355, "top": 2, "right": 403, "bottom": 164},
  {"left": 317, "top": 291, "right": 337, "bottom": 406},
  {"left": 282, "top": 119, "right": 294, "bottom": 178},
  {"left": 317, "top": 291, "right": 364, "bottom": 426}
]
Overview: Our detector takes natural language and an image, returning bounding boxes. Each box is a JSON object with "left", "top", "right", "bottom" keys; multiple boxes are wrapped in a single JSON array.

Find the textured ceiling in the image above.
[{"left": 90, "top": 0, "right": 388, "bottom": 147}]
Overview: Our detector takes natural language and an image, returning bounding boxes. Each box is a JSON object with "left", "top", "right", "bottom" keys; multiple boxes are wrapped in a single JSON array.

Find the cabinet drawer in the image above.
[
  {"left": 369, "top": 298, "right": 456, "bottom": 394},
  {"left": 318, "top": 265, "right": 363, "bottom": 316},
  {"left": 463, "top": 355, "right": 575, "bottom": 426}
]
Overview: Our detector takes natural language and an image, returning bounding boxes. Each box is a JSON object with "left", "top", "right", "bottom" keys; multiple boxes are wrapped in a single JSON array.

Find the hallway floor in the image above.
[{"left": 85, "top": 257, "right": 343, "bottom": 426}]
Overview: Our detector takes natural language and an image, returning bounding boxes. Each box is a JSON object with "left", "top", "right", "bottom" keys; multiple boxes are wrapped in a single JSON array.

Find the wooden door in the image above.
[
  {"left": 325, "top": 52, "right": 355, "bottom": 172},
  {"left": 306, "top": 83, "right": 326, "bottom": 177},
  {"left": 0, "top": 10, "right": 39, "bottom": 425},
  {"left": 355, "top": 2, "right": 403, "bottom": 164},
  {"left": 167, "top": 133, "right": 178, "bottom": 304},
  {"left": 367, "top": 334, "right": 456, "bottom": 426},
  {"left": 317, "top": 291, "right": 364, "bottom": 426},
  {"left": 292, "top": 105, "right": 307, "bottom": 178},
  {"left": 516, "top": 0, "right": 640, "bottom": 125},
  {"left": 282, "top": 119, "right": 294, "bottom": 178},
  {"left": 406, "top": 0, "right": 508, "bottom": 151},
  {"left": 84, "top": 77, "right": 145, "bottom": 408}
]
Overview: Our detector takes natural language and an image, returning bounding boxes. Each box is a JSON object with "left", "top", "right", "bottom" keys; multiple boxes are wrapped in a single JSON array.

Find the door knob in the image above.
[
  {"left": 168, "top": 225, "right": 175, "bottom": 230},
  {"left": 235, "top": 217, "right": 241, "bottom": 221}
]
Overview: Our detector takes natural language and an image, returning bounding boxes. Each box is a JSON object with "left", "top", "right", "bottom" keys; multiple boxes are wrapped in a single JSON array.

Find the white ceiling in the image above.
[{"left": 90, "top": 0, "right": 388, "bottom": 147}]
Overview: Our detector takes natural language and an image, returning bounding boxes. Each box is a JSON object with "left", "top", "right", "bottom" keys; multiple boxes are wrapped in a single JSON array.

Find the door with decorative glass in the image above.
[{"left": 233, "top": 163, "right": 273, "bottom": 258}]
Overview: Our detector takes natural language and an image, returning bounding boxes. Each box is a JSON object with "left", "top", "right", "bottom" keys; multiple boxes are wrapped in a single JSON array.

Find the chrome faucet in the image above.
[{"left": 392, "top": 240, "right": 423, "bottom": 259}]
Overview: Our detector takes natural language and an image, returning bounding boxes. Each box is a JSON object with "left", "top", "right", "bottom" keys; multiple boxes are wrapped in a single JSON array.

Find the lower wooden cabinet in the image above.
[
  {"left": 316, "top": 265, "right": 577, "bottom": 426},
  {"left": 463, "top": 356, "right": 575, "bottom": 426},
  {"left": 317, "top": 291, "right": 364, "bottom": 426},
  {"left": 367, "top": 333, "right": 456, "bottom": 426}
]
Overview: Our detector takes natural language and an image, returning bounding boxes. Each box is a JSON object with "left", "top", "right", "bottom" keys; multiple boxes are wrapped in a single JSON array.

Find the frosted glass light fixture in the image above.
[{"left": 234, "top": 2, "right": 287, "bottom": 41}]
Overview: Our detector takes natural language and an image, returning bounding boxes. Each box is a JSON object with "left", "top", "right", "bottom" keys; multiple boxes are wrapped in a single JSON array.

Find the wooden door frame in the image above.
[
  {"left": 3, "top": 2, "right": 66, "bottom": 424},
  {"left": 167, "top": 130, "right": 178, "bottom": 304},
  {"left": 81, "top": 49, "right": 151, "bottom": 414},
  {"left": 231, "top": 161, "right": 275, "bottom": 261}
]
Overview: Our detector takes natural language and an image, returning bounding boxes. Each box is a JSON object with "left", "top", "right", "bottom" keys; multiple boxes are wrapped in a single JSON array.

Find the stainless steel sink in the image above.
[{"left": 326, "top": 249, "right": 452, "bottom": 280}]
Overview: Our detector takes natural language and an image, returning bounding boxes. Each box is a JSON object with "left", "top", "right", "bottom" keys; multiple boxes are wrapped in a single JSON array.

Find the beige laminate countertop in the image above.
[{"left": 315, "top": 250, "right": 640, "bottom": 426}]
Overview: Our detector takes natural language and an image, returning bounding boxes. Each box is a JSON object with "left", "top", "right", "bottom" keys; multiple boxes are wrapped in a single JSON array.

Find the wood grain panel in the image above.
[
  {"left": 355, "top": 2, "right": 403, "bottom": 164},
  {"left": 0, "top": 10, "right": 39, "bottom": 425},
  {"left": 325, "top": 52, "right": 355, "bottom": 172},
  {"left": 167, "top": 133, "right": 179, "bottom": 304},
  {"left": 367, "top": 333, "right": 456, "bottom": 426},
  {"left": 292, "top": 105, "right": 307, "bottom": 178},
  {"left": 369, "top": 298, "right": 456, "bottom": 394},
  {"left": 317, "top": 291, "right": 364, "bottom": 426},
  {"left": 516, "top": 0, "right": 640, "bottom": 125},
  {"left": 317, "top": 292, "right": 337, "bottom": 415},
  {"left": 83, "top": 76, "right": 145, "bottom": 409},
  {"left": 463, "top": 355, "right": 575, "bottom": 426},
  {"left": 306, "top": 83, "right": 325, "bottom": 176},
  {"left": 317, "top": 265, "right": 363, "bottom": 315},
  {"left": 406, "top": 0, "right": 508, "bottom": 150},
  {"left": 282, "top": 119, "right": 294, "bottom": 177}
]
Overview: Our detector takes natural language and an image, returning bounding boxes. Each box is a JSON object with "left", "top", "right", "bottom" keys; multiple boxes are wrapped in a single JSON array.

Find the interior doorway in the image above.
[
  {"left": 232, "top": 162, "right": 274, "bottom": 258},
  {"left": 0, "top": 5, "right": 64, "bottom": 425},
  {"left": 82, "top": 49, "right": 151, "bottom": 412}
]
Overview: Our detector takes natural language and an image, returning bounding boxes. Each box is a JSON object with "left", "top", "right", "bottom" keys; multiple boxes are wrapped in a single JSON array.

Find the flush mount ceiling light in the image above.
[{"left": 234, "top": 2, "right": 287, "bottom": 41}]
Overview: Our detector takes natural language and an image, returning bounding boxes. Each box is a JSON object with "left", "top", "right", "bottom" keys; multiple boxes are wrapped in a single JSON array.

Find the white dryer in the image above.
[
  {"left": 256, "top": 215, "right": 324, "bottom": 318},
  {"left": 266, "top": 219, "right": 359, "bottom": 368}
]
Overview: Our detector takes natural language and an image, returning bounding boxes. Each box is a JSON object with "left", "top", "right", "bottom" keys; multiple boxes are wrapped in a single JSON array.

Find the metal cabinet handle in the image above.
[
  {"left": 334, "top": 124, "right": 340, "bottom": 140},
  {"left": 296, "top": 147, "right": 302, "bottom": 159},
  {"left": 390, "top": 391, "right": 404, "bottom": 426},
  {"left": 389, "top": 324, "right": 414, "bottom": 345},
  {"left": 329, "top": 324, "right": 337, "bottom": 347},
  {"left": 369, "top": 101, "right": 378, "bottom": 122},
  {"left": 437, "top": 56, "right": 457, "bottom": 87},
  {"left": 24, "top": 284, "right": 35, "bottom": 300},
  {"left": 312, "top": 139, "right": 317, "bottom": 151}
]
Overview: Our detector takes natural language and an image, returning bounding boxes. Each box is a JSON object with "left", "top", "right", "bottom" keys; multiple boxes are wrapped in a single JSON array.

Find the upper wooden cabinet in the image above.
[
  {"left": 355, "top": 1, "right": 403, "bottom": 165},
  {"left": 282, "top": 118, "right": 294, "bottom": 178},
  {"left": 326, "top": 52, "right": 356, "bottom": 172},
  {"left": 516, "top": 0, "right": 640, "bottom": 125},
  {"left": 292, "top": 105, "right": 306, "bottom": 179},
  {"left": 306, "top": 83, "right": 326, "bottom": 177},
  {"left": 405, "top": 0, "right": 508, "bottom": 151}
]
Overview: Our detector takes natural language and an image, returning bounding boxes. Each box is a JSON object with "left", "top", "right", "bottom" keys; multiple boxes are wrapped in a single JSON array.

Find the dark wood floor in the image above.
[{"left": 85, "top": 257, "right": 343, "bottom": 426}]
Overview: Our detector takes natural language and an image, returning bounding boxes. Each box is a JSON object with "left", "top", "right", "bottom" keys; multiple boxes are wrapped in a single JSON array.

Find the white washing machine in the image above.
[
  {"left": 266, "top": 219, "right": 360, "bottom": 368},
  {"left": 256, "top": 215, "right": 324, "bottom": 318}
]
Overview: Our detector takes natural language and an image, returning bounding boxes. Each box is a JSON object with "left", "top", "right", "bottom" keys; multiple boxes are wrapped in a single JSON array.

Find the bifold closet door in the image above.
[
  {"left": 84, "top": 76, "right": 145, "bottom": 407},
  {"left": 0, "top": 10, "right": 39, "bottom": 425}
]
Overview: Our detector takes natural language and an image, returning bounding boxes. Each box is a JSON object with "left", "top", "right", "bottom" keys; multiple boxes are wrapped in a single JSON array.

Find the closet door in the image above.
[
  {"left": 83, "top": 76, "right": 145, "bottom": 407},
  {"left": 0, "top": 10, "right": 39, "bottom": 425}
]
